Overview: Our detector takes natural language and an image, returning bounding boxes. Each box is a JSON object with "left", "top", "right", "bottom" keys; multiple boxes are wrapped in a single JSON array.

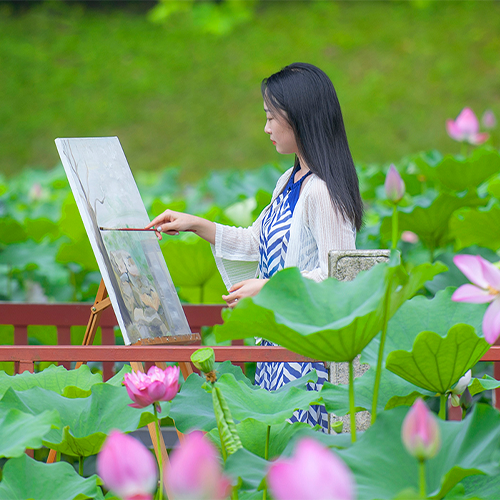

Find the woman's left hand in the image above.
[{"left": 222, "top": 279, "right": 268, "bottom": 308}]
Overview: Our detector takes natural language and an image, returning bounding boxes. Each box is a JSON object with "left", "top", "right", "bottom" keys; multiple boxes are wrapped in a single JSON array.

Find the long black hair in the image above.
[{"left": 262, "top": 62, "right": 363, "bottom": 231}]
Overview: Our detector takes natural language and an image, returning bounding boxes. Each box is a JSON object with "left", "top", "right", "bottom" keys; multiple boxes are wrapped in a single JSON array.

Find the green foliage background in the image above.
[{"left": 0, "top": 1, "right": 499, "bottom": 179}]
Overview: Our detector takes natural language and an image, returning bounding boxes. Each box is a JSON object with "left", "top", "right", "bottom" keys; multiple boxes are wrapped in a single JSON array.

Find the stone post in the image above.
[{"left": 327, "top": 249, "right": 391, "bottom": 434}]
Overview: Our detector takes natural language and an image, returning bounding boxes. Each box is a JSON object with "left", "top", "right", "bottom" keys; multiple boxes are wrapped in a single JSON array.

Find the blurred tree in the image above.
[{"left": 149, "top": 0, "right": 255, "bottom": 36}]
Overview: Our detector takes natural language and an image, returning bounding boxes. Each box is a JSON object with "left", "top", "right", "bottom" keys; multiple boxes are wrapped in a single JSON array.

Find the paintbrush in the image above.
[{"left": 99, "top": 227, "right": 158, "bottom": 232}]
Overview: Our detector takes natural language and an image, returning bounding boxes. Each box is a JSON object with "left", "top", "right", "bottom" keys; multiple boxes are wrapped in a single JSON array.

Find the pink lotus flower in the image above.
[
  {"left": 267, "top": 438, "right": 354, "bottom": 500},
  {"left": 482, "top": 109, "right": 497, "bottom": 130},
  {"left": 97, "top": 430, "right": 158, "bottom": 500},
  {"left": 452, "top": 254, "right": 500, "bottom": 345},
  {"left": 165, "top": 431, "right": 231, "bottom": 500},
  {"left": 124, "top": 365, "right": 180, "bottom": 410},
  {"left": 401, "top": 399, "right": 441, "bottom": 461},
  {"left": 384, "top": 164, "right": 405, "bottom": 203},
  {"left": 446, "top": 108, "right": 489, "bottom": 145}
]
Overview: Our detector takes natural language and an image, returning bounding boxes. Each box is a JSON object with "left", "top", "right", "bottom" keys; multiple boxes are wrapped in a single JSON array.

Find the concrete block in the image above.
[{"left": 327, "top": 249, "right": 390, "bottom": 434}]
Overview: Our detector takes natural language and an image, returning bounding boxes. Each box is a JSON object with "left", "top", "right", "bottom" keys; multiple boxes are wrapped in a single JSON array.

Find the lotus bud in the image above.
[
  {"left": 401, "top": 399, "right": 441, "bottom": 461},
  {"left": 449, "top": 370, "right": 472, "bottom": 407},
  {"left": 401, "top": 231, "right": 419, "bottom": 244},
  {"left": 460, "top": 388, "right": 473, "bottom": 411},
  {"left": 384, "top": 164, "right": 405, "bottom": 204},
  {"left": 482, "top": 109, "right": 497, "bottom": 130},
  {"left": 268, "top": 438, "right": 355, "bottom": 500},
  {"left": 165, "top": 431, "right": 232, "bottom": 500},
  {"left": 97, "top": 430, "right": 158, "bottom": 500}
]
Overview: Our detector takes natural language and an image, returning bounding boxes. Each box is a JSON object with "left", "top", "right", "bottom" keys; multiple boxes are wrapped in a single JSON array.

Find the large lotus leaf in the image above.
[
  {"left": 0, "top": 216, "right": 28, "bottom": 244},
  {"left": 336, "top": 404, "right": 500, "bottom": 500},
  {"left": 170, "top": 361, "right": 250, "bottom": 433},
  {"left": 0, "top": 384, "right": 159, "bottom": 457},
  {"left": 0, "top": 364, "right": 102, "bottom": 398},
  {"left": 206, "top": 371, "right": 321, "bottom": 426},
  {"left": 468, "top": 375, "right": 500, "bottom": 397},
  {"left": 215, "top": 260, "right": 445, "bottom": 362},
  {"left": 425, "top": 248, "right": 498, "bottom": 295},
  {"left": 362, "top": 288, "right": 486, "bottom": 367},
  {"left": 321, "top": 366, "right": 433, "bottom": 417},
  {"left": 224, "top": 447, "right": 268, "bottom": 491},
  {"left": 0, "top": 408, "right": 60, "bottom": 458},
  {"left": 380, "top": 191, "right": 485, "bottom": 250},
  {"left": 433, "top": 149, "right": 500, "bottom": 192},
  {"left": 458, "top": 473, "right": 500, "bottom": 500},
  {"left": 160, "top": 233, "right": 226, "bottom": 304},
  {"left": 0, "top": 454, "right": 102, "bottom": 500},
  {"left": 385, "top": 325, "right": 489, "bottom": 394},
  {"left": 208, "top": 418, "right": 313, "bottom": 460},
  {"left": 450, "top": 204, "right": 500, "bottom": 251}
]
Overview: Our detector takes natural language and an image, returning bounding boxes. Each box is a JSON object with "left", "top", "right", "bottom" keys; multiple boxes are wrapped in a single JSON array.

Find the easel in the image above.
[{"left": 46, "top": 279, "right": 201, "bottom": 493}]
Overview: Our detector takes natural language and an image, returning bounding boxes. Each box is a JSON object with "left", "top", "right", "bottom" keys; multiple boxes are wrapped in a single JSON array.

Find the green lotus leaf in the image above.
[
  {"left": 207, "top": 371, "right": 321, "bottom": 426},
  {"left": 0, "top": 454, "right": 102, "bottom": 500},
  {"left": 170, "top": 361, "right": 251, "bottom": 433},
  {"left": 0, "top": 384, "right": 160, "bottom": 457},
  {"left": 385, "top": 325, "right": 489, "bottom": 394},
  {"left": 362, "top": 288, "right": 486, "bottom": 367},
  {"left": 0, "top": 408, "right": 60, "bottom": 458},
  {"left": 468, "top": 375, "right": 500, "bottom": 397},
  {"left": 336, "top": 404, "right": 500, "bottom": 500},
  {"left": 215, "top": 259, "right": 445, "bottom": 362},
  {"left": 321, "top": 366, "right": 433, "bottom": 416},
  {"left": 224, "top": 447, "right": 268, "bottom": 491},
  {"left": 459, "top": 473, "right": 500, "bottom": 500},
  {"left": 0, "top": 216, "right": 27, "bottom": 244},
  {"left": 0, "top": 364, "right": 102, "bottom": 398},
  {"left": 209, "top": 418, "right": 313, "bottom": 460},
  {"left": 433, "top": 148, "right": 500, "bottom": 192},
  {"left": 381, "top": 191, "right": 485, "bottom": 251},
  {"left": 450, "top": 204, "right": 500, "bottom": 251}
]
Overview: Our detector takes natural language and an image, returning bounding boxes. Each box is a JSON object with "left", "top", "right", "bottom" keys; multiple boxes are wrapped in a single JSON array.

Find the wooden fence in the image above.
[{"left": 1, "top": 302, "right": 499, "bottom": 412}]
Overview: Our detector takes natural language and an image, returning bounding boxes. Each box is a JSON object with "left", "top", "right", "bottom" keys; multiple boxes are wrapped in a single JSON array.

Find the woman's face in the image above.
[{"left": 264, "top": 102, "right": 299, "bottom": 156}]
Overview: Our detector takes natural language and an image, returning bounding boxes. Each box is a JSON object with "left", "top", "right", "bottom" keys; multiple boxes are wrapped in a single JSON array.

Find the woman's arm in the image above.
[{"left": 146, "top": 210, "right": 216, "bottom": 245}]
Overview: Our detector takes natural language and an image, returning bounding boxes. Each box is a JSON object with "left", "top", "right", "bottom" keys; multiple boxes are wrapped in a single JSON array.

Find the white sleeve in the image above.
[
  {"left": 301, "top": 181, "right": 356, "bottom": 283},
  {"left": 210, "top": 167, "right": 293, "bottom": 290}
]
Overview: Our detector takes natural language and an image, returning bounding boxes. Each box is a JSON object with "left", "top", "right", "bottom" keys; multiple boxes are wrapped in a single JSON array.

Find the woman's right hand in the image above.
[{"left": 146, "top": 210, "right": 216, "bottom": 244}]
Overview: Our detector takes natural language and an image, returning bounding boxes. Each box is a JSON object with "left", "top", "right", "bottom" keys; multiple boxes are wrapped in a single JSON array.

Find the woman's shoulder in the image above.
[{"left": 273, "top": 166, "right": 294, "bottom": 193}]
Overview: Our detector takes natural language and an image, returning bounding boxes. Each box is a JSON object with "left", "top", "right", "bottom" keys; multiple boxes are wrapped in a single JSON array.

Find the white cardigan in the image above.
[{"left": 211, "top": 167, "right": 356, "bottom": 290}]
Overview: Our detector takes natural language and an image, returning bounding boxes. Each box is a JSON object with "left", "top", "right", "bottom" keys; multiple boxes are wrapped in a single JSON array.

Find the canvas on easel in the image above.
[{"left": 55, "top": 137, "right": 194, "bottom": 346}]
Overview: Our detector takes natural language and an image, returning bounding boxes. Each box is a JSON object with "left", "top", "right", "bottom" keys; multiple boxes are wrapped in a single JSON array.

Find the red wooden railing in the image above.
[{"left": 1, "top": 303, "right": 499, "bottom": 413}]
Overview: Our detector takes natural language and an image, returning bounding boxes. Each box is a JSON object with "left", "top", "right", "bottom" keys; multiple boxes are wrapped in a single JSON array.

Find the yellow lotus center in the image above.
[{"left": 488, "top": 285, "right": 500, "bottom": 296}]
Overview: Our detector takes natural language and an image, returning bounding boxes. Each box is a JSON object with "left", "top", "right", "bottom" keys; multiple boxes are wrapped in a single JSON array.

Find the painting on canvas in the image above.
[{"left": 55, "top": 137, "right": 192, "bottom": 345}]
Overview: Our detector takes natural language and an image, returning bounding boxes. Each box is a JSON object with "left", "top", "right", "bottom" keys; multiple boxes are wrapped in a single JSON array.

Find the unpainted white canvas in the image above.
[{"left": 55, "top": 137, "right": 191, "bottom": 345}]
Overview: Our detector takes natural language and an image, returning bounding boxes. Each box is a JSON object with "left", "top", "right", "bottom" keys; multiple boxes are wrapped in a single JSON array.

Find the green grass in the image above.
[{"left": 0, "top": 1, "right": 499, "bottom": 181}]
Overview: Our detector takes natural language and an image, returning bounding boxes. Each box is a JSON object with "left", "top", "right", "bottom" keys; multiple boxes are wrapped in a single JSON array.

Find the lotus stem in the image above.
[
  {"left": 371, "top": 280, "right": 392, "bottom": 424},
  {"left": 78, "top": 456, "right": 84, "bottom": 476},
  {"left": 262, "top": 425, "right": 271, "bottom": 499},
  {"left": 439, "top": 394, "right": 447, "bottom": 420},
  {"left": 154, "top": 404, "right": 164, "bottom": 500},
  {"left": 419, "top": 459, "right": 426, "bottom": 498},
  {"left": 349, "top": 360, "right": 356, "bottom": 443},
  {"left": 391, "top": 204, "right": 399, "bottom": 250}
]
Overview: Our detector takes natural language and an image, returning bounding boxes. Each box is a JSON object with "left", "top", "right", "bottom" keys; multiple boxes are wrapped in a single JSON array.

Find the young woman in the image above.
[{"left": 147, "top": 62, "right": 363, "bottom": 430}]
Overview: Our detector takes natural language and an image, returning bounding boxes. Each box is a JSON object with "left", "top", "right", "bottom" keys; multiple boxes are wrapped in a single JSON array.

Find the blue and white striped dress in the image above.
[{"left": 254, "top": 166, "right": 329, "bottom": 431}]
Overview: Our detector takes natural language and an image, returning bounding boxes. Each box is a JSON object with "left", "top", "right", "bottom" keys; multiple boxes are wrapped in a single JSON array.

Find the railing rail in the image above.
[{"left": 1, "top": 303, "right": 500, "bottom": 411}]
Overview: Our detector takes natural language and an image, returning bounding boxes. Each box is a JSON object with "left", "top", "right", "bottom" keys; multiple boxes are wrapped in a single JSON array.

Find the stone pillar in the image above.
[{"left": 327, "top": 249, "right": 391, "bottom": 434}]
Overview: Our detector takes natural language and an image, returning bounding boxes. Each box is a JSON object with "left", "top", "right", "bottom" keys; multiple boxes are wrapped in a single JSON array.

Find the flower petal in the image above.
[
  {"left": 479, "top": 258, "right": 500, "bottom": 292},
  {"left": 452, "top": 284, "right": 494, "bottom": 304},
  {"left": 446, "top": 120, "right": 465, "bottom": 141},
  {"left": 482, "top": 298, "right": 500, "bottom": 345},
  {"left": 468, "top": 132, "right": 490, "bottom": 145},
  {"left": 453, "top": 254, "right": 489, "bottom": 289},
  {"left": 455, "top": 107, "right": 480, "bottom": 135}
]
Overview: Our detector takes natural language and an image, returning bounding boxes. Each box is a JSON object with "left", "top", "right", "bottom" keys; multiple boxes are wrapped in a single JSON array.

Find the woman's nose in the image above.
[{"left": 264, "top": 123, "right": 271, "bottom": 134}]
